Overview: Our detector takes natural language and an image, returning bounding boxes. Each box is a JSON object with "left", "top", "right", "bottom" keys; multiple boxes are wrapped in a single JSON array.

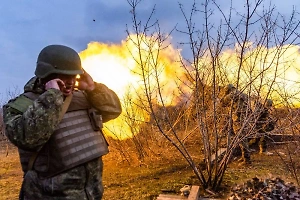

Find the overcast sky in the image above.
[{"left": 0, "top": 0, "right": 298, "bottom": 102}]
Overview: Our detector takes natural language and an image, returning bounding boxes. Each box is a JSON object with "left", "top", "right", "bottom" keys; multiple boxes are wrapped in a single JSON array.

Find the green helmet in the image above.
[
  {"left": 35, "top": 44, "right": 84, "bottom": 78},
  {"left": 265, "top": 99, "right": 273, "bottom": 107},
  {"left": 224, "top": 84, "right": 236, "bottom": 95}
]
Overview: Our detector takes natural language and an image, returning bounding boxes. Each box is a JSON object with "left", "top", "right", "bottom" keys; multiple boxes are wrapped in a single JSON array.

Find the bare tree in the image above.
[{"left": 123, "top": 0, "right": 300, "bottom": 192}]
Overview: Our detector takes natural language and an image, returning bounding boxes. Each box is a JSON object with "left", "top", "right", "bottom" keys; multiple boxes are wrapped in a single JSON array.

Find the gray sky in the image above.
[{"left": 0, "top": 0, "right": 298, "bottom": 102}]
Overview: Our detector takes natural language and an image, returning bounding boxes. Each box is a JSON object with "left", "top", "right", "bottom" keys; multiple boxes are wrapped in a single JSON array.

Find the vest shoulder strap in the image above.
[{"left": 7, "top": 95, "right": 33, "bottom": 113}]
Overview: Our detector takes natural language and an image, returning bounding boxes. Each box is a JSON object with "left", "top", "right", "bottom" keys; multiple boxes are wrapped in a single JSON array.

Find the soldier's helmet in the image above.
[
  {"left": 265, "top": 99, "right": 273, "bottom": 108},
  {"left": 35, "top": 45, "right": 84, "bottom": 78},
  {"left": 224, "top": 84, "right": 236, "bottom": 95}
]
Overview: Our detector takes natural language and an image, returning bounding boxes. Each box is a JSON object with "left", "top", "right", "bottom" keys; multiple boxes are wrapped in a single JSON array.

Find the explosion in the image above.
[
  {"left": 219, "top": 44, "right": 300, "bottom": 106},
  {"left": 79, "top": 35, "right": 185, "bottom": 140},
  {"left": 79, "top": 35, "right": 300, "bottom": 139}
]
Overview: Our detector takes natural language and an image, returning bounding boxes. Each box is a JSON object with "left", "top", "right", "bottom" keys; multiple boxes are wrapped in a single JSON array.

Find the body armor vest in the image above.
[{"left": 18, "top": 91, "right": 108, "bottom": 178}]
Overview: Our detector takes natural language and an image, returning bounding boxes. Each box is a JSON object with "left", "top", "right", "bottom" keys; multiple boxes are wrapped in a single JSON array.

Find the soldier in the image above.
[
  {"left": 252, "top": 99, "right": 275, "bottom": 154},
  {"left": 220, "top": 84, "right": 252, "bottom": 165},
  {"left": 2, "top": 44, "right": 122, "bottom": 199}
]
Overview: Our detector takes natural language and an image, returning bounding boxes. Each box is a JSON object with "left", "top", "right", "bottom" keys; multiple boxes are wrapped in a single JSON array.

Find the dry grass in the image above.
[
  {"left": 0, "top": 141, "right": 22, "bottom": 200},
  {"left": 0, "top": 139, "right": 299, "bottom": 200}
]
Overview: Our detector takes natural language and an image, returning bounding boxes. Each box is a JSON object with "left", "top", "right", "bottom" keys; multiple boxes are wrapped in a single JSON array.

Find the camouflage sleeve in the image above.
[
  {"left": 2, "top": 89, "right": 64, "bottom": 151},
  {"left": 85, "top": 82, "right": 122, "bottom": 123}
]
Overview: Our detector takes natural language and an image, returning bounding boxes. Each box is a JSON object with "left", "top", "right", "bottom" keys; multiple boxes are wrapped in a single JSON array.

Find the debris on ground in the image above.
[
  {"left": 228, "top": 177, "right": 300, "bottom": 199},
  {"left": 180, "top": 185, "right": 191, "bottom": 197}
]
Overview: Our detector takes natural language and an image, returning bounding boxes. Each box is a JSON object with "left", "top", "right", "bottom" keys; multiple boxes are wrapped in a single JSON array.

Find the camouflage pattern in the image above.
[
  {"left": 3, "top": 76, "right": 122, "bottom": 199},
  {"left": 3, "top": 77, "right": 63, "bottom": 151},
  {"left": 220, "top": 85, "right": 251, "bottom": 163},
  {"left": 22, "top": 158, "right": 104, "bottom": 200},
  {"left": 252, "top": 99, "right": 275, "bottom": 153},
  {"left": 85, "top": 83, "right": 122, "bottom": 123}
]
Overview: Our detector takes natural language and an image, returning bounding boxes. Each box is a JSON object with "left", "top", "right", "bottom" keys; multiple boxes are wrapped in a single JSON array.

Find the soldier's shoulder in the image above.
[{"left": 5, "top": 94, "right": 34, "bottom": 113}]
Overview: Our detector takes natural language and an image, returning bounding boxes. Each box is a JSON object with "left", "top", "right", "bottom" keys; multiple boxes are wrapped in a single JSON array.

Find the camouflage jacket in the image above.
[
  {"left": 2, "top": 76, "right": 122, "bottom": 151},
  {"left": 252, "top": 101, "right": 275, "bottom": 132},
  {"left": 220, "top": 90, "right": 251, "bottom": 122}
]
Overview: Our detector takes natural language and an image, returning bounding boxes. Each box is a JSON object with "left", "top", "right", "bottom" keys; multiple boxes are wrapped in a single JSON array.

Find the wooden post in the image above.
[
  {"left": 188, "top": 186, "right": 200, "bottom": 200},
  {"left": 156, "top": 194, "right": 187, "bottom": 199}
]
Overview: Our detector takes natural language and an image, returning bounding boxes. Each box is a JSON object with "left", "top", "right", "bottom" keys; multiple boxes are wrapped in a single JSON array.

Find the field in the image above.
[{"left": 0, "top": 137, "right": 299, "bottom": 200}]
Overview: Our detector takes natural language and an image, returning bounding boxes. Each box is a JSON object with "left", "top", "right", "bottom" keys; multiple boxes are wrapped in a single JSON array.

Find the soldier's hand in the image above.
[
  {"left": 77, "top": 70, "right": 95, "bottom": 91},
  {"left": 45, "top": 79, "right": 65, "bottom": 91}
]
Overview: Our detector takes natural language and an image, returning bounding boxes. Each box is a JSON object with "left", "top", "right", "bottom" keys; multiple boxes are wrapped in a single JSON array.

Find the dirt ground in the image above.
[{"left": 0, "top": 139, "right": 299, "bottom": 200}]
